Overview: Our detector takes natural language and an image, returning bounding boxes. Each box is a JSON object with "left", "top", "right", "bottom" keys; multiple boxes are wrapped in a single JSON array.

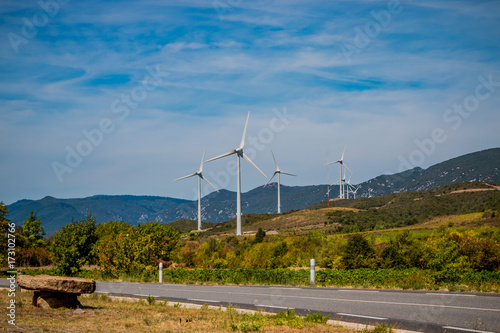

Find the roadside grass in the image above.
[{"left": 0, "top": 290, "right": 391, "bottom": 332}]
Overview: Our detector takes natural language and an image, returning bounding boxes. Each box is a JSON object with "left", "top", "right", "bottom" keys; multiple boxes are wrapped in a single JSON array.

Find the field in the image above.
[{"left": 0, "top": 289, "right": 388, "bottom": 333}]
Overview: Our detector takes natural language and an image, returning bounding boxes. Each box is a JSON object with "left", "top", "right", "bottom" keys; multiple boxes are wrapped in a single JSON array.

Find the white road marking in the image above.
[
  {"left": 187, "top": 299, "right": 219, "bottom": 303},
  {"left": 256, "top": 305, "right": 293, "bottom": 310},
  {"left": 337, "top": 290, "right": 380, "bottom": 293},
  {"left": 426, "top": 293, "right": 476, "bottom": 297},
  {"left": 337, "top": 313, "right": 387, "bottom": 321},
  {"left": 134, "top": 294, "right": 152, "bottom": 297},
  {"left": 442, "top": 326, "right": 494, "bottom": 333}
]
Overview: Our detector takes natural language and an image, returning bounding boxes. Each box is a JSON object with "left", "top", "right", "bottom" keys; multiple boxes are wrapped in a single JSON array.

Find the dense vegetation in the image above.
[
  {"left": 313, "top": 183, "right": 500, "bottom": 233},
  {"left": 1, "top": 183, "right": 500, "bottom": 291}
]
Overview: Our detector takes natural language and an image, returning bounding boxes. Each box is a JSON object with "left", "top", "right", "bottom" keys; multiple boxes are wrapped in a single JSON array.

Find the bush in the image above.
[
  {"left": 96, "top": 221, "right": 180, "bottom": 275},
  {"left": 50, "top": 215, "right": 97, "bottom": 276},
  {"left": 341, "top": 234, "right": 376, "bottom": 269}
]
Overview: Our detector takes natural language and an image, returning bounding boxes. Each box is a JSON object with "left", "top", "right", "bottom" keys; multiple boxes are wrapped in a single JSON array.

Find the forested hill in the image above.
[{"left": 5, "top": 147, "right": 500, "bottom": 234}]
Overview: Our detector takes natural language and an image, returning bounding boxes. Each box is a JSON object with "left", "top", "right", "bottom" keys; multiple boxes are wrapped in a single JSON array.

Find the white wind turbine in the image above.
[
  {"left": 349, "top": 184, "right": 360, "bottom": 199},
  {"left": 345, "top": 170, "right": 354, "bottom": 199},
  {"left": 174, "top": 148, "right": 218, "bottom": 231},
  {"left": 264, "top": 151, "right": 296, "bottom": 214},
  {"left": 326, "top": 145, "right": 351, "bottom": 199},
  {"left": 205, "top": 112, "right": 268, "bottom": 235}
]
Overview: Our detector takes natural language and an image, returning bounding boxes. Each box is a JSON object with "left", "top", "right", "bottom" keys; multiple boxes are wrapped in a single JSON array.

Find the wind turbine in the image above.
[
  {"left": 326, "top": 145, "right": 350, "bottom": 199},
  {"left": 264, "top": 151, "right": 296, "bottom": 214},
  {"left": 350, "top": 184, "right": 360, "bottom": 199},
  {"left": 344, "top": 167, "right": 353, "bottom": 199},
  {"left": 205, "top": 112, "right": 268, "bottom": 235},
  {"left": 174, "top": 148, "right": 218, "bottom": 231}
]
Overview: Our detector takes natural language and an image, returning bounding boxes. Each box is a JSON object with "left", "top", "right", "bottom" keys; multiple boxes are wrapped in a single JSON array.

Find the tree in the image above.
[
  {"left": 50, "top": 214, "right": 97, "bottom": 276},
  {"left": 253, "top": 228, "right": 266, "bottom": 244},
  {"left": 0, "top": 202, "right": 11, "bottom": 266},
  {"left": 22, "top": 211, "right": 46, "bottom": 248},
  {"left": 341, "top": 234, "right": 376, "bottom": 269},
  {"left": 96, "top": 221, "right": 180, "bottom": 274}
]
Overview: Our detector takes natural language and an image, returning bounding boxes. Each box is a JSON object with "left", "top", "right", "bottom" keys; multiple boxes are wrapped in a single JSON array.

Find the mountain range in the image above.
[{"left": 6, "top": 147, "right": 500, "bottom": 234}]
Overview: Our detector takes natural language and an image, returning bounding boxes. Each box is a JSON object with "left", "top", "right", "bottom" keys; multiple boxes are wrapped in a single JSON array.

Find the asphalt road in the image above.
[
  {"left": 93, "top": 281, "right": 500, "bottom": 333},
  {"left": 3, "top": 278, "right": 499, "bottom": 332}
]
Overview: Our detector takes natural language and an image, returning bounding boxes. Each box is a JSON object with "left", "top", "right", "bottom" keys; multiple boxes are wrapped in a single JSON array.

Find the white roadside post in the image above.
[
  {"left": 159, "top": 262, "right": 163, "bottom": 283},
  {"left": 310, "top": 259, "right": 315, "bottom": 285}
]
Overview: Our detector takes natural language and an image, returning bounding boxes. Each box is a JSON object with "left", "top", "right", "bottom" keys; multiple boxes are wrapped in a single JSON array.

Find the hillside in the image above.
[
  {"left": 200, "top": 182, "right": 500, "bottom": 237},
  {"left": 356, "top": 147, "right": 500, "bottom": 197},
  {"left": 6, "top": 147, "right": 500, "bottom": 234}
]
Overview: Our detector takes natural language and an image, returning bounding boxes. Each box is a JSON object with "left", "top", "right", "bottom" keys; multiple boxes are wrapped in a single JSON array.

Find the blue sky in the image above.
[{"left": 1, "top": 0, "right": 499, "bottom": 205}]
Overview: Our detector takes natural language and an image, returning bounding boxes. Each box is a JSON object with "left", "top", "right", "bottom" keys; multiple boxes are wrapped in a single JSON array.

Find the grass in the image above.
[{"left": 0, "top": 289, "right": 384, "bottom": 332}]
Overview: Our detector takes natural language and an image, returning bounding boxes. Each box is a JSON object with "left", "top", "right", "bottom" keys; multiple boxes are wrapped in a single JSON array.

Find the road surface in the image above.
[
  {"left": 94, "top": 281, "right": 500, "bottom": 332},
  {"left": 2, "top": 279, "right": 499, "bottom": 332}
]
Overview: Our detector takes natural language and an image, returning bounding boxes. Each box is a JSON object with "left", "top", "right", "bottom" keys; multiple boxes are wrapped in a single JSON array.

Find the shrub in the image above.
[
  {"left": 50, "top": 215, "right": 97, "bottom": 276},
  {"left": 341, "top": 234, "right": 376, "bottom": 269}
]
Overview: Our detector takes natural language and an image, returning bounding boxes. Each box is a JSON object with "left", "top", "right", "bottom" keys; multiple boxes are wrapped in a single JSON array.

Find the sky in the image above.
[{"left": 1, "top": 0, "right": 499, "bottom": 205}]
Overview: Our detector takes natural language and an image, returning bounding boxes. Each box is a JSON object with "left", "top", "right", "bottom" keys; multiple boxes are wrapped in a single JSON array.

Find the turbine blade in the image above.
[
  {"left": 281, "top": 171, "right": 296, "bottom": 176},
  {"left": 271, "top": 150, "right": 278, "bottom": 170},
  {"left": 341, "top": 145, "right": 346, "bottom": 161},
  {"left": 199, "top": 148, "right": 207, "bottom": 173},
  {"left": 174, "top": 172, "right": 198, "bottom": 182},
  {"left": 264, "top": 172, "right": 278, "bottom": 187},
  {"left": 242, "top": 152, "right": 268, "bottom": 178},
  {"left": 326, "top": 160, "right": 340, "bottom": 166},
  {"left": 205, "top": 149, "right": 237, "bottom": 163},
  {"left": 200, "top": 174, "right": 219, "bottom": 192},
  {"left": 239, "top": 111, "right": 250, "bottom": 149},
  {"left": 344, "top": 163, "right": 352, "bottom": 175}
]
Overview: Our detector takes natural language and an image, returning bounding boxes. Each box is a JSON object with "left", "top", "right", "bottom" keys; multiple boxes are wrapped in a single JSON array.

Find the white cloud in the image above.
[{"left": 0, "top": 0, "right": 499, "bottom": 204}]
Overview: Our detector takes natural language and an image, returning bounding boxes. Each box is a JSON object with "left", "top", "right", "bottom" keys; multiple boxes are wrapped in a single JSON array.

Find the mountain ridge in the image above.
[{"left": 5, "top": 147, "right": 500, "bottom": 234}]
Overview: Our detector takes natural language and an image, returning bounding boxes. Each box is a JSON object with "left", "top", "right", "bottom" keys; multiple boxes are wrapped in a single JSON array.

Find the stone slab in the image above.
[{"left": 17, "top": 275, "right": 95, "bottom": 294}]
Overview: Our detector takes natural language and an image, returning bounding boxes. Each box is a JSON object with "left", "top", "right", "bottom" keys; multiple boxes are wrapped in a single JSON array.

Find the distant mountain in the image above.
[
  {"left": 7, "top": 195, "right": 190, "bottom": 235},
  {"left": 356, "top": 147, "right": 500, "bottom": 197},
  {"left": 157, "top": 184, "right": 330, "bottom": 224},
  {"left": 6, "top": 147, "right": 499, "bottom": 234}
]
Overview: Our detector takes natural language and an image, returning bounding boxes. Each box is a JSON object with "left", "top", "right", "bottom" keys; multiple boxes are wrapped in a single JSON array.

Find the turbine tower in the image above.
[
  {"left": 327, "top": 145, "right": 348, "bottom": 199},
  {"left": 264, "top": 151, "right": 296, "bottom": 214},
  {"left": 343, "top": 166, "right": 353, "bottom": 199},
  {"left": 205, "top": 112, "right": 267, "bottom": 235},
  {"left": 174, "top": 148, "right": 218, "bottom": 231}
]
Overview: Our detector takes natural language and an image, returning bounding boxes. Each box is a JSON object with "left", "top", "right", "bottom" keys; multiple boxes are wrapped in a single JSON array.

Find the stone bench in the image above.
[{"left": 16, "top": 275, "right": 96, "bottom": 309}]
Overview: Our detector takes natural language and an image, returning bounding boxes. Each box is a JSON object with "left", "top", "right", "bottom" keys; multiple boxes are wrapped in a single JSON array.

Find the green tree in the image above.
[
  {"left": 50, "top": 214, "right": 97, "bottom": 276},
  {"left": 0, "top": 202, "right": 11, "bottom": 266},
  {"left": 341, "top": 234, "right": 376, "bottom": 269},
  {"left": 96, "top": 221, "right": 180, "bottom": 274},
  {"left": 22, "top": 211, "right": 46, "bottom": 248},
  {"left": 253, "top": 228, "right": 266, "bottom": 244},
  {"left": 380, "top": 230, "right": 424, "bottom": 269}
]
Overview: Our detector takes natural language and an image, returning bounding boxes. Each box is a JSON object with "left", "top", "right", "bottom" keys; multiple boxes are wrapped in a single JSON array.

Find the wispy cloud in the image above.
[{"left": 0, "top": 0, "right": 499, "bottom": 204}]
